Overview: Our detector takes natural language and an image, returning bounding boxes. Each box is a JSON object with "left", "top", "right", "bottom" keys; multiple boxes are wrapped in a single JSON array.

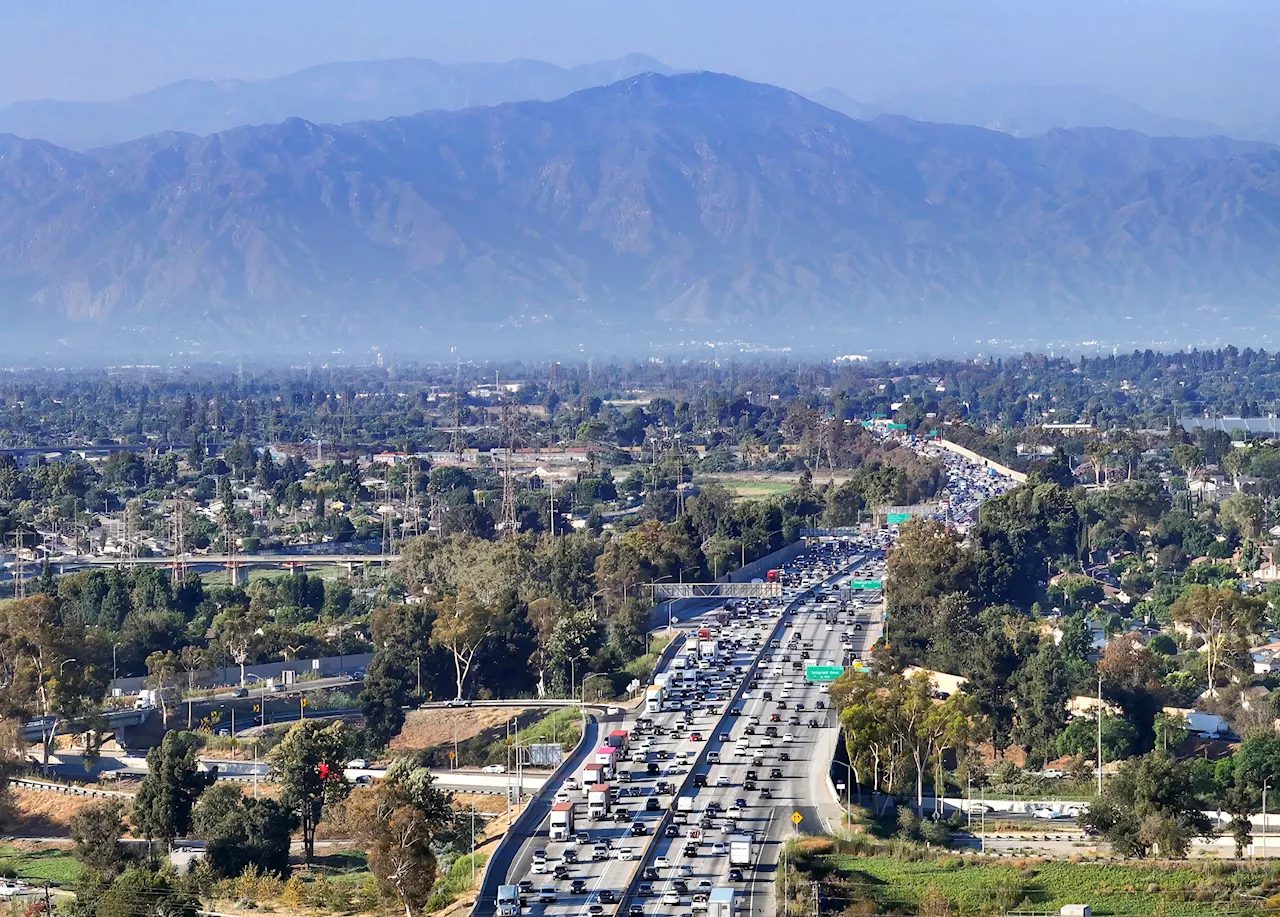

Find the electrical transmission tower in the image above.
[
  {"left": 11, "top": 532, "right": 25, "bottom": 600},
  {"left": 449, "top": 360, "right": 465, "bottom": 460},
  {"left": 498, "top": 394, "right": 520, "bottom": 535},
  {"left": 403, "top": 459, "right": 422, "bottom": 539},
  {"left": 170, "top": 499, "right": 188, "bottom": 584}
]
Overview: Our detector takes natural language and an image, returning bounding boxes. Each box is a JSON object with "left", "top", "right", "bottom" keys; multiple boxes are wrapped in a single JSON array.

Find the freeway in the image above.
[
  {"left": 475, "top": 539, "right": 871, "bottom": 917},
  {"left": 626, "top": 554, "right": 883, "bottom": 917}
]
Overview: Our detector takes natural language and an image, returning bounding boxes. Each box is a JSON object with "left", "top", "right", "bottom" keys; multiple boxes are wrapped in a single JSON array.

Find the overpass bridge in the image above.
[{"left": 41, "top": 552, "right": 400, "bottom": 584}]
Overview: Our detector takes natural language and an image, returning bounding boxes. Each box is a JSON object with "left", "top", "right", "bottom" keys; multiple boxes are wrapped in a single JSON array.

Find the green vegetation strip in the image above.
[
  {"left": 824, "top": 853, "right": 1280, "bottom": 916},
  {"left": 0, "top": 845, "right": 81, "bottom": 887}
]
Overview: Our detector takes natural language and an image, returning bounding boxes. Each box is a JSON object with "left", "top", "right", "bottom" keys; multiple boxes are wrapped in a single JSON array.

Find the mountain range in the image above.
[
  {"left": 0, "top": 54, "right": 677, "bottom": 150},
  {"left": 809, "top": 84, "right": 1229, "bottom": 141},
  {"left": 2, "top": 71, "right": 1280, "bottom": 356}
]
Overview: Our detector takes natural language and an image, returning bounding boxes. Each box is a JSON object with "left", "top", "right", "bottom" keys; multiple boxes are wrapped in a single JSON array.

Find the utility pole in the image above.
[{"left": 1097, "top": 674, "right": 1104, "bottom": 795}]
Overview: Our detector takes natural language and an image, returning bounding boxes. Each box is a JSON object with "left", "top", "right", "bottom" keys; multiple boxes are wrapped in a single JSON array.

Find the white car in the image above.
[
  {"left": 616, "top": 848, "right": 635, "bottom": 860},
  {"left": 783, "top": 734, "right": 795, "bottom": 743},
  {"left": 347, "top": 759, "right": 371, "bottom": 769},
  {"left": 655, "top": 856, "right": 670, "bottom": 868},
  {"left": 532, "top": 861, "right": 548, "bottom": 874},
  {"left": 677, "top": 865, "right": 693, "bottom": 877},
  {"left": 607, "top": 706, "right": 623, "bottom": 715},
  {"left": 663, "top": 892, "right": 681, "bottom": 906},
  {"left": 482, "top": 764, "right": 506, "bottom": 774},
  {"left": 0, "top": 884, "right": 25, "bottom": 899},
  {"left": 1031, "top": 807, "right": 1065, "bottom": 819}
]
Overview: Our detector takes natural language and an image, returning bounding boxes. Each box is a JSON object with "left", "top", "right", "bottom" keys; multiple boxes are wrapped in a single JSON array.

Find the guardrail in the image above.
[{"left": 13, "top": 777, "right": 132, "bottom": 798}]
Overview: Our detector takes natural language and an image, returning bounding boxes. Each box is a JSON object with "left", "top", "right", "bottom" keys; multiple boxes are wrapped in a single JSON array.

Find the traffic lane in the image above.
[
  {"left": 534, "top": 642, "right": 758, "bottom": 917},
  {"left": 514, "top": 637, "right": 722, "bottom": 915},
  {"left": 626, "top": 562, "right": 861, "bottom": 914}
]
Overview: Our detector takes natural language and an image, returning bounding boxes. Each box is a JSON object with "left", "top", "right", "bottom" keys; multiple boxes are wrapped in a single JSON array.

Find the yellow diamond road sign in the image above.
[{"left": 791, "top": 812, "right": 803, "bottom": 825}]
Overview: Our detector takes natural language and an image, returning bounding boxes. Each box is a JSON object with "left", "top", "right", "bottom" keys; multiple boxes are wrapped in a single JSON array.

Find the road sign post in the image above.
[{"left": 791, "top": 811, "right": 802, "bottom": 834}]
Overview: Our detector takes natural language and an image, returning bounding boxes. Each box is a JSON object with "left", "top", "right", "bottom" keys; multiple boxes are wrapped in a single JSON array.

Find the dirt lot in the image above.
[
  {"left": 391, "top": 707, "right": 535, "bottom": 752},
  {"left": 6, "top": 788, "right": 117, "bottom": 836}
]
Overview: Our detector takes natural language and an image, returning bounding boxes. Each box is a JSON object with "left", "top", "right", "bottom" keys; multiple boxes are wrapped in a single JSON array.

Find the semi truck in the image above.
[
  {"left": 607, "top": 729, "right": 629, "bottom": 751},
  {"left": 587, "top": 783, "right": 611, "bottom": 819},
  {"left": 698, "top": 637, "right": 718, "bottom": 659},
  {"left": 595, "top": 746, "right": 617, "bottom": 779},
  {"left": 550, "top": 801, "right": 575, "bottom": 840},
  {"left": 497, "top": 885, "right": 521, "bottom": 916},
  {"left": 645, "top": 686, "right": 663, "bottom": 713},
  {"left": 582, "top": 765, "right": 603, "bottom": 788},
  {"left": 729, "top": 834, "right": 752, "bottom": 866}
]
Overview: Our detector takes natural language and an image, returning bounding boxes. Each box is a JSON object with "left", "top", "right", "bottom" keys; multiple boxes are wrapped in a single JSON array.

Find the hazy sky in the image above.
[{"left": 2, "top": 0, "right": 1276, "bottom": 126}]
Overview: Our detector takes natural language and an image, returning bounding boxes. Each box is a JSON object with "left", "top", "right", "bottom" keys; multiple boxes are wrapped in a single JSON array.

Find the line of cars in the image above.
[{"left": 507, "top": 617, "right": 779, "bottom": 917}]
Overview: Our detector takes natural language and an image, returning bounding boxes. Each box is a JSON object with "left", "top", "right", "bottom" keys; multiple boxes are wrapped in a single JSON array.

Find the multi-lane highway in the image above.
[{"left": 475, "top": 538, "right": 880, "bottom": 917}]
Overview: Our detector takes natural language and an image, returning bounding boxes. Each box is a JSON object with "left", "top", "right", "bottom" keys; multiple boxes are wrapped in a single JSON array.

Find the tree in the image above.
[
  {"left": 270, "top": 720, "right": 351, "bottom": 862},
  {"left": 1085, "top": 440, "right": 1111, "bottom": 486},
  {"left": 1219, "top": 491, "right": 1265, "bottom": 540},
  {"left": 69, "top": 799, "right": 128, "bottom": 878},
  {"left": 346, "top": 759, "right": 455, "bottom": 917},
  {"left": 1172, "top": 444, "right": 1204, "bottom": 478},
  {"left": 193, "top": 782, "right": 296, "bottom": 877},
  {"left": 428, "top": 590, "right": 497, "bottom": 701},
  {"left": 1012, "top": 640, "right": 1071, "bottom": 763},
  {"left": 359, "top": 603, "right": 436, "bottom": 746},
  {"left": 1171, "top": 586, "right": 1265, "bottom": 694},
  {"left": 95, "top": 868, "right": 199, "bottom": 917},
  {"left": 1081, "top": 752, "right": 1214, "bottom": 857},
  {"left": 133, "top": 731, "right": 215, "bottom": 851},
  {"left": 144, "top": 650, "right": 179, "bottom": 727}
]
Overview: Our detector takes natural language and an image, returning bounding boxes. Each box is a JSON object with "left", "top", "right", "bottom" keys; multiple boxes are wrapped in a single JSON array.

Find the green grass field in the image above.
[
  {"left": 697, "top": 477, "right": 795, "bottom": 501},
  {"left": 822, "top": 852, "right": 1280, "bottom": 915},
  {"left": 0, "top": 844, "right": 80, "bottom": 887}
]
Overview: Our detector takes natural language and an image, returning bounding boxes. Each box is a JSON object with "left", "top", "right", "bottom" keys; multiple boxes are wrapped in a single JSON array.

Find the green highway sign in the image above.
[
  {"left": 887, "top": 423, "right": 908, "bottom": 430},
  {"left": 886, "top": 513, "right": 911, "bottom": 524},
  {"left": 806, "top": 665, "right": 844, "bottom": 682},
  {"left": 849, "top": 580, "right": 882, "bottom": 590}
]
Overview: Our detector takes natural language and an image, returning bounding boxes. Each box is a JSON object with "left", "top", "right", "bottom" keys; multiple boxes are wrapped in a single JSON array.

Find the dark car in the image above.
[
  {"left": 630, "top": 822, "right": 648, "bottom": 836},
  {"left": 643, "top": 867, "right": 659, "bottom": 881},
  {"left": 693, "top": 773, "right": 708, "bottom": 787},
  {"left": 639, "top": 883, "right": 654, "bottom": 897},
  {"left": 563, "top": 849, "right": 579, "bottom": 863},
  {"left": 571, "top": 880, "right": 588, "bottom": 893},
  {"left": 665, "top": 824, "right": 680, "bottom": 837},
  {"left": 760, "top": 787, "right": 772, "bottom": 799},
  {"left": 518, "top": 880, "right": 534, "bottom": 893},
  {"left": 729, "top": 869, "right": 745, "bottom": 882},
  {"left": 809, "top": 718, "right": 820, "bottom": 727},
  {"left": 744, "top": 780, "right": 756, "bottom": 791},
  {"left": 729, "top": 707, "right": 742, "bottom": 716},
  {"left": 600, "top": 891, "right": 618, "bottom": 904},
  {"left": 673, "top": 880, "right": 689, "bottom": 893},
  {"left": 646, "top": 797, "right": 661, "bottom": 811},
  {"left": 629, "top": 905, "right": 645, "bottom": 916},
  {"left": 647, "top": 762, "right": 660, "bottom": 775},
  {"left": 553, "top": 865, "right": 570, "bottom": 879},
  {"left": 770, "top": 767, "right": 783, "bottom": 778},
  {"left": 614, "top": 810, "right": 631, "bottom": 823},
  {"left": 780, "top": 752, "right": 792, "bottom": 761}
]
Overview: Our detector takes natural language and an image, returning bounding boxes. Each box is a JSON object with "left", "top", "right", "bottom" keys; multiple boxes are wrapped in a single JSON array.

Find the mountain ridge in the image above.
[
  {"left": 0, "top": 53, "right": 678, "bottom": 150},
  {"left": 2, "top": 71, "right": 1280, "bottom": 355}
]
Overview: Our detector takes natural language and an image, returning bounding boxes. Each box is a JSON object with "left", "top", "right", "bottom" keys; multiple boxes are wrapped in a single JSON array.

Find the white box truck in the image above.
[
  {"left": 708, "top": 888, "right": 735, "bottom": 917},
  {"left": 729, "top": 834, "right": 751, "bottom": 866},
  {"left": 497, "top": 885, "right": 521, "bottom": 916}
]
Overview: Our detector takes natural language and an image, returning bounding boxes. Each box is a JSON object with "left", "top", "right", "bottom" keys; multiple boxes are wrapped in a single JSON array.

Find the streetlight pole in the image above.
[
  {"left": 112, "top": 642, "right": 121, "bottom": 683},
  {"left": 1264, "top": 777, "right": 1273, "bottom": 860},
  {"left": 1096, "top": 674, "right": 1104, "bottom": 796}
]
